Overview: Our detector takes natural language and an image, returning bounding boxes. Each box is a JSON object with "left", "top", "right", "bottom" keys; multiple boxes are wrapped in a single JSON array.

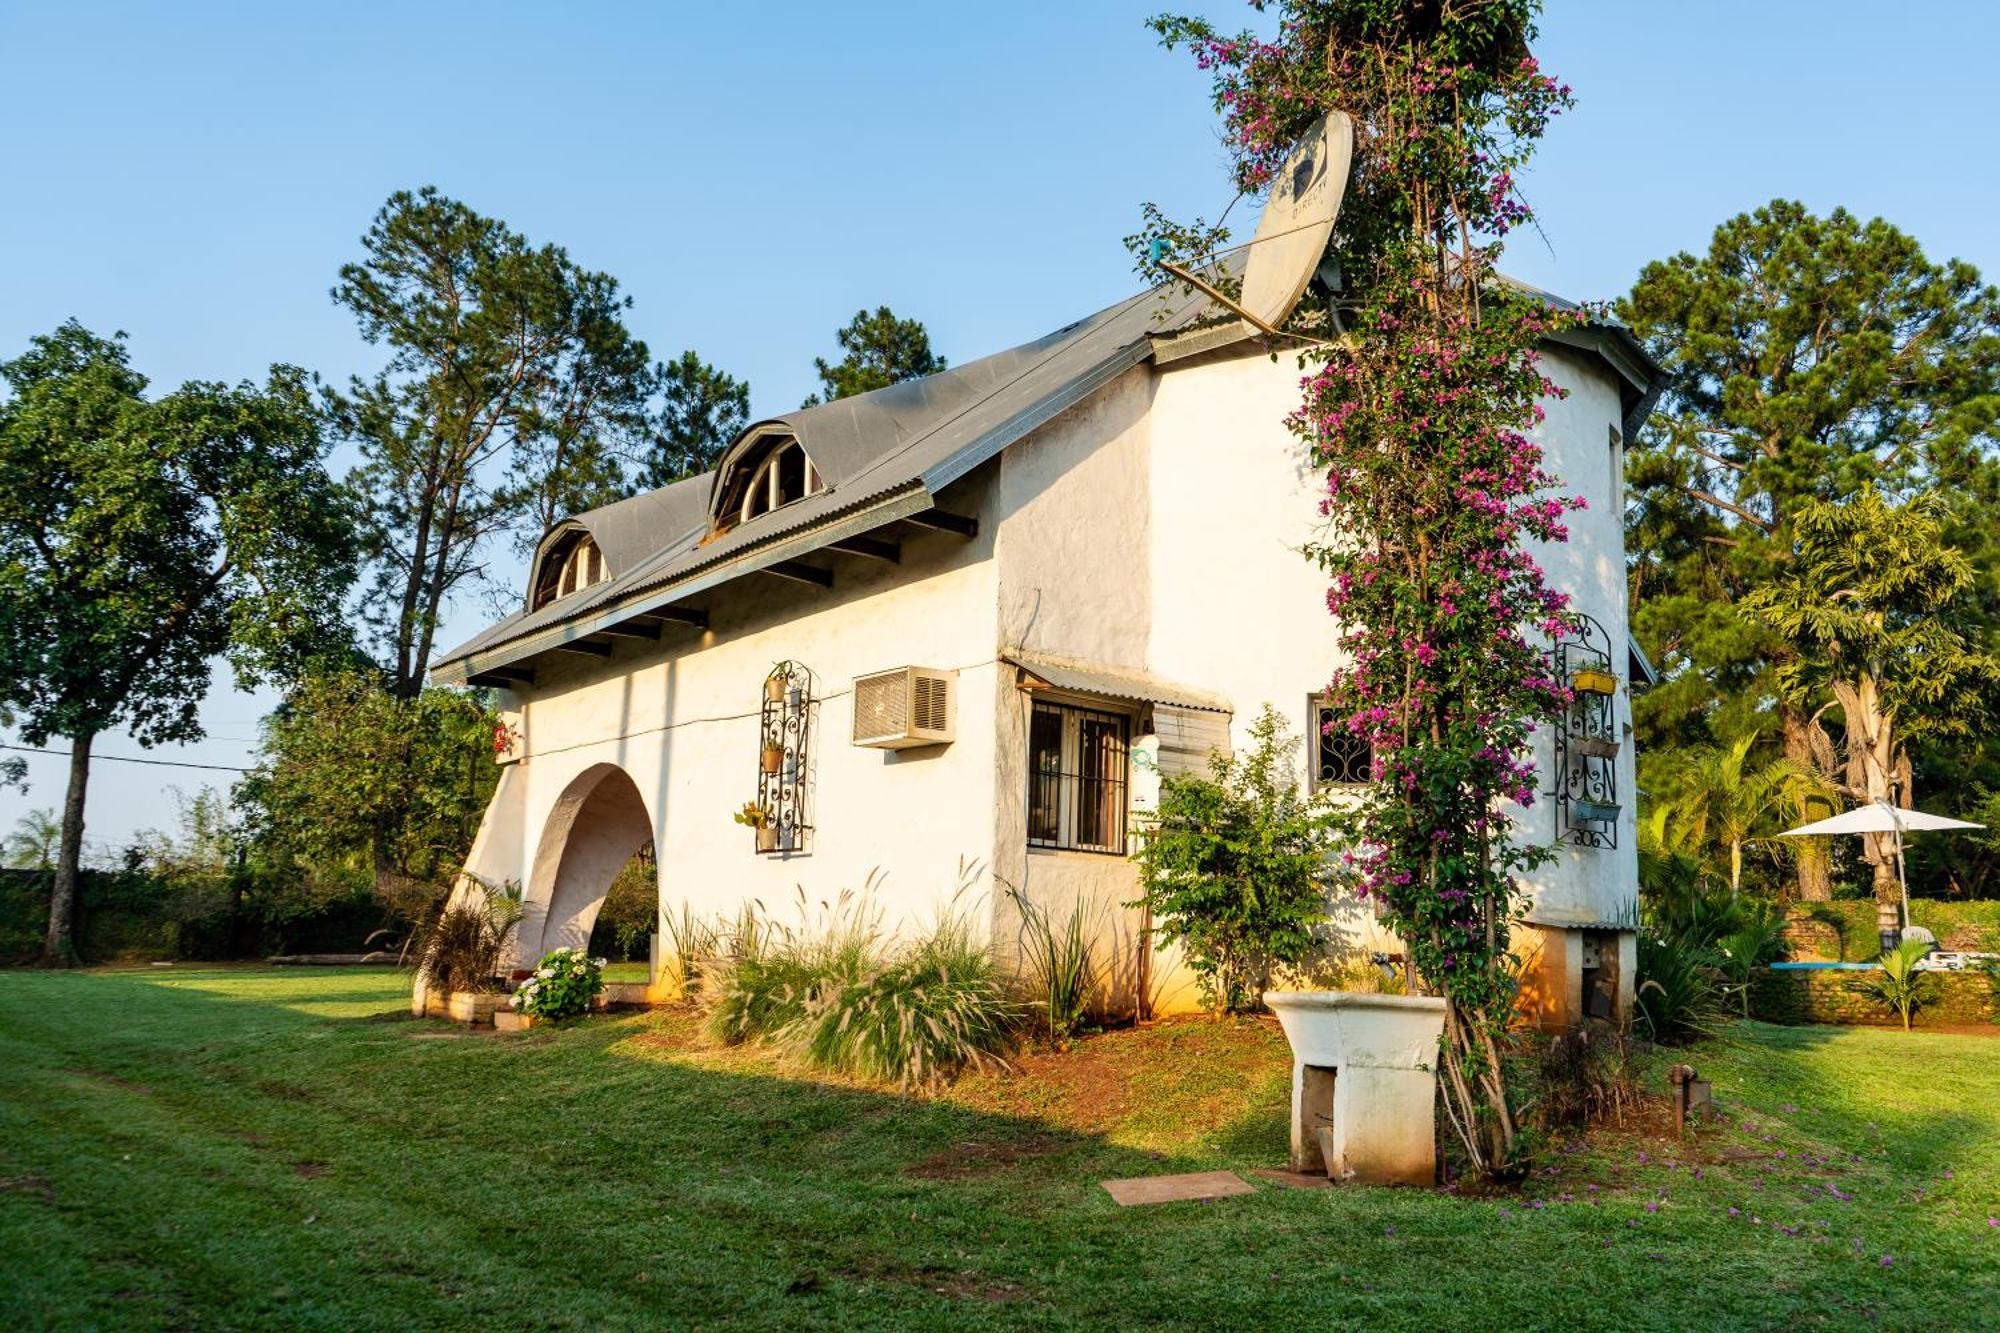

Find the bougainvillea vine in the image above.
[{"left": 1144, "top": 0, "right": 1583, "bottom": 1175}]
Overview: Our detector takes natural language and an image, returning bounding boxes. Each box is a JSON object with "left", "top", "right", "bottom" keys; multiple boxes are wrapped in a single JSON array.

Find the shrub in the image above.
[
  {"left": 1786, "top": 898, "right": 2000, "bottom": 960},
  {"left": 1714, "top": 903, "right": 1788, "bottom": 1018},
  {"left": 414, "top": 881, "right": 521, "bottom": 995},
  {"left": 1006, "top": 886, "right": 1102, "bottom": 1049},
  {"left": 1132, "top": 706, "right": 1335, "bottom": 1013},
  {"left": 1633, "top": 929, "right": 1719, "bottom": 1046},
  {"left": 587, "top": 847, "right": 657, "bottom": 962},
  {"left": 1855, "top": 937, "right": 1938, "bottom": 1031},
  {"left": 511, "top": 948, "right": 605, "bottom": 1020},
  {"left": 1531, "top": 1026, "right": 1642, "bottom": 1130}
]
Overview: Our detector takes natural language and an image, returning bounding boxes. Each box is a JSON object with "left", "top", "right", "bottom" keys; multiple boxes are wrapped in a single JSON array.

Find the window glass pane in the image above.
[
  {"left": 1028, "top": 704, "right": 1063, "bottom": 845},
  {"left": 1025, "top": 701, "right": 1128, "bottom": 854},
  {"left": 1076, "top": 715, "right": 1126, "bottom": 849},
  {"left": 778, "top": 445, "right": 805, "bottom": 504}
]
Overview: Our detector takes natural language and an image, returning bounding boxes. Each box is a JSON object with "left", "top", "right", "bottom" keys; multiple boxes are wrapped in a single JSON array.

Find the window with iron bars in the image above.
[
  {"left": 1027, "top": 700, "right": 1129, "bottom": 854},
  {"left": 1312, "top": 697, "right": 1373, "bottom": 789}
]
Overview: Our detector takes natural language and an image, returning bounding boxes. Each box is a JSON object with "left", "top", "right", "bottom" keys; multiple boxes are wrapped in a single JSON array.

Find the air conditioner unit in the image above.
[{"left": 852, "top": 666, "right": 956, "bottom": 749}]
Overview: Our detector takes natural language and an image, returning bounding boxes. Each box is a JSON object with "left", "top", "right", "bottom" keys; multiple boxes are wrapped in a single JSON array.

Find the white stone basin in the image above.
[
  {"left": 1264, "top": 990, "right": 1448, "bottom": 1069},
  {"left": 1263, "top": 990, "right": 1447, "bottom": 1186}
]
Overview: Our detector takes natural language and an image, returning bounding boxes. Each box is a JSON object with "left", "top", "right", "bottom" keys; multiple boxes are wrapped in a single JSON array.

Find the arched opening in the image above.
[{"left": 518, "top": 764, "right": 656, "bottom": 965}]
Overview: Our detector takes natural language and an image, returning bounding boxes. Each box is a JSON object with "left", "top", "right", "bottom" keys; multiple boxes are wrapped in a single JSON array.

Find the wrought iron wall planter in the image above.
[
  {"left": 754, "top": 661, "right": 815, "bottom": 855},
  {"left": 1550, "top": 613, "right": 1620, "bottom": 849}
]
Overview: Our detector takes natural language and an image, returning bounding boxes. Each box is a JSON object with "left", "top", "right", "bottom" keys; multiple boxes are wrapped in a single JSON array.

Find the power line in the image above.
[{"left": 0, "top": 744, "right": 250, "bottom": 774}]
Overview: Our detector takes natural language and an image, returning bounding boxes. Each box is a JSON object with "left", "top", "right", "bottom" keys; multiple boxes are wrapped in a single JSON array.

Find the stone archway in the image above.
[{"left": 517, "top": 763, "right": 655, "bottom": 964}]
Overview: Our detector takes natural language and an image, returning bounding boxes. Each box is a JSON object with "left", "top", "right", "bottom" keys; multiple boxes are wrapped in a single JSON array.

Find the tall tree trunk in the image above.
[
  {"left": 43, "top": 731, "right": 94, "bottom": 967},
  {"left": 1781, "top": 706, "right": 1834, "bottom": 901},
  {"left": 1835, "top": 676, "right": 1901, "bottom": 951}
]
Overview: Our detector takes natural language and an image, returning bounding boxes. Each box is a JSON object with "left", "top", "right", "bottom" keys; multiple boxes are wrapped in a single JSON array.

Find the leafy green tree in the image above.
[
  {"left": 330, "top": 187, "right": 655, "bottom": 695},
  {"left": 0, "top": 323, "right": 357, "bottom": 965},
  {"left": 3, "top": 808, "right": 60, "bottom": 871},
  {"left": 1623, "top": 201, "right": 2000, "bottom": 897},
  {"left": 238, "top": 670, "right": 498, "bottom": 910},
  {"left": 1644, "top": 732, "right": 1833, "bottom": 896},
  {"left": 802, "top": 307, "right": 945, "bottom": 407},
  {"left": 637, "top": 350, "right": 750, "bottom": 486},
  {"left": 1132, "top": 707, "right": 1334, "bottom": 1014},
  {"left": 1745, "top": 485, "right": 2000, "bottom": 919}
]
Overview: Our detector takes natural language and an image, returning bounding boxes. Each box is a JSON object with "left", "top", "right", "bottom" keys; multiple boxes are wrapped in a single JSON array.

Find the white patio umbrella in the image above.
[{"left": 1778, "top": 801, "right": 1984, "bottom": 942}]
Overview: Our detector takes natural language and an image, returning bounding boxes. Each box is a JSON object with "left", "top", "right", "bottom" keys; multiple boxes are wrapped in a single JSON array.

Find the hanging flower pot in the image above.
[
  {"left": 1572, "top": 799, "right": 1621, "bottom": 824},
  {"left": 761, "top": 744, "right": 784, "bottom": 774},
  {"left": 1570, "top": 667, "right": 1618, "bottom": 696},
  {"left": 1572, "top": 735, "right": 1620, "bottom": 759},
  {"left": 764, "top": 674, "right": 787, "bottom": 704},
  {"left": 756, "top": 823, "right": 780, "bottom": 853}
]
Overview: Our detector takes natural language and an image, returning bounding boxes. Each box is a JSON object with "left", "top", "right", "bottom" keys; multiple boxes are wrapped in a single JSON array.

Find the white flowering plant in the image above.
[{"left": 509, "top": 948, "right": 606, "bottom": 1020}]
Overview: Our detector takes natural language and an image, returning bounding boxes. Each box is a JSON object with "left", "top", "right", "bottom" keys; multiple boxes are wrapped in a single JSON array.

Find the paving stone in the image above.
[{"left": 1100, "top": 1171, "right": 1254, "bottom": 1206}]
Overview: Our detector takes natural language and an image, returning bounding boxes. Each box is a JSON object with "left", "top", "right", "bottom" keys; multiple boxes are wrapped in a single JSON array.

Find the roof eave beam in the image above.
[
  {"left": 827, "top": 534, "right": 901, "bottom": 564},
  {"left": 467, "top": 667, "right": 535, "bottom": 690},
  {"left": 764, "top": 560, "right": 834, "bottom": 589},
  {"left": 599, "top": 621, "right": 660, "bottom": 641},
  {"left": 904, "top": 508, "right": 978, "bottom": 539},
  {"left": 552, "top": 637, "right": 614, "bottom": 657}
]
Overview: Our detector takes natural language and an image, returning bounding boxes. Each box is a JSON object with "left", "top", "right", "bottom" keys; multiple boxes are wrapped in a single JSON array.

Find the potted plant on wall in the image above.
[
  {"left": 761, "top": 742, "right": 784, "bottom": 774},
  {"left": 1570, "top": 666, "right": 1618, "bottom": 696},
  {"left": 764, "top": 666, "right": 789, "bottom": 704},
  {"left": 735, "top": 801, "right": 778, "bottom": 852}
]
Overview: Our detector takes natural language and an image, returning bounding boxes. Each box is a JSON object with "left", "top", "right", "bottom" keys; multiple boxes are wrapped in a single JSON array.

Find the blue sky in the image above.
[{"left": 5, "top": 0, "right": 1998, "bottom": 854}]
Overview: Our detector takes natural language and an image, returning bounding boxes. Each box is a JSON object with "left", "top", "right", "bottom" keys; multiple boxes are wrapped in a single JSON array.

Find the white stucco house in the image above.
[{"left": 431, "top": 270, "right": 1660, "bottom": 1024}]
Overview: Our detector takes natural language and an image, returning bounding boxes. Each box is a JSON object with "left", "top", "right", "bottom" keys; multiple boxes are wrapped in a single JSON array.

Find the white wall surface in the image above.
[
  {"left": 452, "top": 336, "right": 1640, "bottom": 1008},
  {"left": 479, "top": 470, "right": 1008, "bottom": 958}
]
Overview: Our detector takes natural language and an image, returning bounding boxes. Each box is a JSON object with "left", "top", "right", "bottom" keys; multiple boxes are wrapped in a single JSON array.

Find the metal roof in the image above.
[
  {"left": 433, "top": 281, "right": 1221, "bottom": 681},
  {"left": 433, "top": 271, "right": 1662, "bottom": 685},
  {"left": 1004, "top": 649, "right": 1234, "bottom": 715}
]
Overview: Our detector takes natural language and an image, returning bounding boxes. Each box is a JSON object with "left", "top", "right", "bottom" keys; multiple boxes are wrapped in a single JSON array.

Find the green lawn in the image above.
[{"left": 0, "top": 968, "right": 1993, "bottom": 1330}]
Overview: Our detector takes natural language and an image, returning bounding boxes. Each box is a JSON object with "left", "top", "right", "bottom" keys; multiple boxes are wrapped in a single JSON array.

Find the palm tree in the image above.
[
  {"left": 3, "top": 808, "right": 61, "bottom": 871},
  {"left": 1651, "top": 734, "right": 1835, "bottom": 896}
]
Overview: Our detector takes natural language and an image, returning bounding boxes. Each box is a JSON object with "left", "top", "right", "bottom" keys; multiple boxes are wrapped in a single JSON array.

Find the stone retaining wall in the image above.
[{"left": 1749, "top": 967, "right": 1997, "bottom": 1029}]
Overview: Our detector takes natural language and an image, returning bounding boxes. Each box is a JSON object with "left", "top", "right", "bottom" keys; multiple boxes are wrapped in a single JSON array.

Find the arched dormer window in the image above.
[
  {"left": 712, "top": 432, "right": 823, "bottom": 533},
  {"left": 531, "top": 530, "right": 607, "bottom": 610}
]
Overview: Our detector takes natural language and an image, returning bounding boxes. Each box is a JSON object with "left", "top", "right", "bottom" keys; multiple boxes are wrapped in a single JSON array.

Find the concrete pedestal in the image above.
[{"left": 1263, "top": 991, "right": 1447, "bottom": 1186}]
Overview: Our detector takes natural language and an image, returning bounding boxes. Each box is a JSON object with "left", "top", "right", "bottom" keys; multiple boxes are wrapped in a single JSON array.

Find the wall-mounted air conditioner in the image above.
[{"left": 852, "top": 666, "right": 956, "bottom": 748}]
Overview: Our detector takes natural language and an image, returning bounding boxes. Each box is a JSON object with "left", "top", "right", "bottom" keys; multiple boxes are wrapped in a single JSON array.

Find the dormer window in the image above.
[
  {"left": 713, "top": 433, "right": 823, "bottom": 533},
  {"left": 531, "top": 530, "right": 607, "bottom": 610}
]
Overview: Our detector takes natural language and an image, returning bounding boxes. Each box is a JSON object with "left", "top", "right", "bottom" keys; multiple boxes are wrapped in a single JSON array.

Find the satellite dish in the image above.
[{"left": 1237, "top": 112, "right": 1354, "bottom": 333}]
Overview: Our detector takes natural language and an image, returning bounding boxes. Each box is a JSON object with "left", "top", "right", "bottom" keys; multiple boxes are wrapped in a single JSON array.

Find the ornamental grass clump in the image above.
[
  {"left": 510, "top": 948, "right": 605, "bottom": 1020},
  {"left": 414, "top": 879, "right": 521, "bottom": 995},
  {"left": 1142, "top": 0, "right": 1583, "bottom": 1177},
  {"left": 703, "top": 878, "right": 1015, "bottom": 1089},
  {"left": 779, "top": 902, "right": 1014, "bottom": 1089},
  {"left": 703, "top": 890, "right": 878, "bottom": 1045},
  {"left": 1006, "top": 886, "right": 1103, "bottom": 1049}
]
